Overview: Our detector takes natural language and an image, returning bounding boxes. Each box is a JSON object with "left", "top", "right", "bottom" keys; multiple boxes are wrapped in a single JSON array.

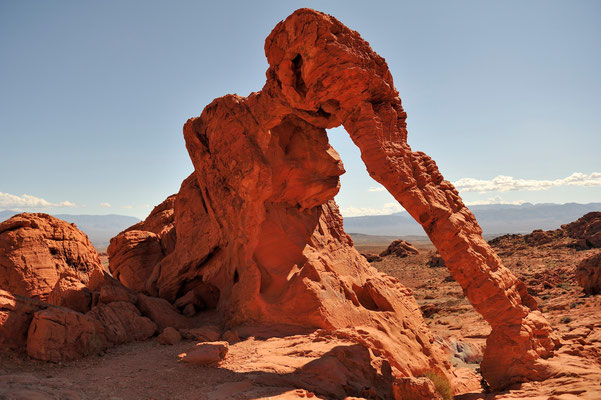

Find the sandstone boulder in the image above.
[
  {"left": 47, "top": 275, "right": 92, "bottom": 313},
  {"left": 86, "top": 268, "right": 137, "bottom": 305},
  {"left": 99, "top": 283, "right": 137, "bottom": 305},
  {"left": 427, "top": 253, "right": 446, "bottom": 268},
  {"left": 380, "top": 240, "right": 419, "bottom": 258},
  {"left": 106, "top": 230, "right": 163, "bottom": 292},
  {"left": 179, "top": 341, "right": 228, "bottom": 365},
  {"left": 27, "top": 308, "right": 107, "bottom": 362},
  {"left": 87, "top": 301, "right": 157, "bottom": 344},
  {"left": 107, "top": 196, "right": 176, "bottom": 291},
  {"left": 576, "top": 252, "right": 601, "bottom": 295},
  {"left": 0, "top": 289, "right": 48, "bottom": 351},
  {"left": 157, "top": 327, "right": 181, "bottom": 345},
  {"left": 0, "top": 213, "right": 101, "bottom": 300},
  {"left": 137, "top": 293, "right": 190, "bottom": 331},
  {"left": 523, "top": 229, "right": 559, "bottom": 246}
]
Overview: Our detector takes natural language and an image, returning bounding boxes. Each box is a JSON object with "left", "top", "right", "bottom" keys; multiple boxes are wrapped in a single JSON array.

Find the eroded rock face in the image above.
[
  {"left": 562, "top": 212, "right": 601, "bottom": 249},
  {"left": 576, "top": 253, "right": 601, "bottom": 295},
  {"left": 87, "top": 301, "right": 157, "bottom": 344},
  {"left": 0, "top": 213, "right": 102, "bottom": 300},
  {"left": 108, "top": 8, "right": 556, "bottom": 392},
  {"left": 0, "top": 289, "right": 48, "bottom": 351},
  {"left": 107, "top": 196, "right": 176, "bottom": 292},
  {"left": 47, "top": 275, "right": 92, "bottom": 314},
  {"left": 27, "top": 308, "right": 107, "bottom": 362}
]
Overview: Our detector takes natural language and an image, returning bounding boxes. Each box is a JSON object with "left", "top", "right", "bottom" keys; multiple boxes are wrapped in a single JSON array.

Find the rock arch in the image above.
[{"left": 110, "top": 8, "right": 557, "bottom": 391}]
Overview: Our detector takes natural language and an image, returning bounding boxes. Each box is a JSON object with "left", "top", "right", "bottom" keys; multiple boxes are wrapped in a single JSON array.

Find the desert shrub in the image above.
[
  {"left": 423, "top": 370, "right": 452, "bottom": 400},
  {"left": 560, "top": 316, "right": 572, "bottom": 324}
]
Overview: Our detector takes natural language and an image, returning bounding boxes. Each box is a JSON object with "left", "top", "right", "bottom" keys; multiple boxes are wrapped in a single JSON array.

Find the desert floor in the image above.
[{"left": 1, "top": 237, "right": 600, "bottom": 399}]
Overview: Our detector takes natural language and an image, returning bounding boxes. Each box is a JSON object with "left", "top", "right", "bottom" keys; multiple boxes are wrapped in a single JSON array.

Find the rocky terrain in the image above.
[
  {"left": 359, "top": 212, "right": 601, "bottom": 399},
  {"left": 1, "top": 8, "right": 600, "bottom": 400},
  {"left": 2, "top": 212, "right": 599, "bottom": 399}
]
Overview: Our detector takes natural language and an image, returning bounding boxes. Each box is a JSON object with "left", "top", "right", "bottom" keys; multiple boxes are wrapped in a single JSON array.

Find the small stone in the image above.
[
  {"left": 178, "top": 341, "right": 228, "bottom": 365},
  {"left": 158, "top": 327, "right": 181, "bottom": 345}
]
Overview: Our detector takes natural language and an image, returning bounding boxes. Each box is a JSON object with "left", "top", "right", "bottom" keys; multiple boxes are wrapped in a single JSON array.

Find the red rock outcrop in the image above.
[
  {"left": 87, "top": 301, "right": 157, "bottom": 344},
  {"left": 47, "top": 275, "right": 92, "bottom": 314},
  {"left": 0, "top": 289, "right": 48, "bottom": 351},
  {"left": 380, "top": 239, "right": 419, "bottom": 258},
  {"left": 107, "top": 8, "right": 557, "bottom": 392},
  {"left": 0, "top": 213, "right": 102, "bottom": 300},
  {"left": 562, "top": 211, "right": 601, "bottom": 249},
  {"left": 427, "top": 252, "right": 446, "bottom": 268},
  {"left": 136, "top": 293, "right": 190, "bottom": 331},
  {"left": 27, "top": 307, "right": 108, "bottom": 362},
  {"left": 489, "top": 212, "right": 601, "bottom": 252},
  {"left": 576, "top": 252, "right": 601, "bottom": 295},
  {"left": 107, "top": 196, "right": 176, "bottom": 292}
]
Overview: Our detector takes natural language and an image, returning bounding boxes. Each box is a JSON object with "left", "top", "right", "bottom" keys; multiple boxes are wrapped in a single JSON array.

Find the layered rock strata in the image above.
[{"left": 0, "top": 213, "right": 101, "bottom": 300}]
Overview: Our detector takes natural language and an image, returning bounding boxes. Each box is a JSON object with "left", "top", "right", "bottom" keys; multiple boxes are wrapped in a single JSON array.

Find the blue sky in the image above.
[{"left": 1, "top": 0, "right": 599, "bottom": 219}]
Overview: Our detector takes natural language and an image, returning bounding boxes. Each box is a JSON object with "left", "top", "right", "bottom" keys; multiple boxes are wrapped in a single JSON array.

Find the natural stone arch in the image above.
[
  {"left": 110, "top": 8, "right": 557, "bottom": 392},
  {"left": 262, "top": 9, "right": 560, "bottom": 389},
  {"left": 265, "top": 9, "right": 558, "bottom": 389}
]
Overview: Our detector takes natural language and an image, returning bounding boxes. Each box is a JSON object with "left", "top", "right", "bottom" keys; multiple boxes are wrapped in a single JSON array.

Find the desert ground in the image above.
[{"left": 2, "top": 224, "right": 600, "bottom": 399}]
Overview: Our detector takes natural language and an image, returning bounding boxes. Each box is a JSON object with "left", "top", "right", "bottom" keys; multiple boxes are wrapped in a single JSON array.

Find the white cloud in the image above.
[
  {"left": 464, "top": 197, "right": 526, "bottom": 206},
  {"left": 122, "top": 205, "right": 133, "bottom": 209},
  {"left": 341, "top": 202, "right": 405, "bottom": 217},
  {"left": 100, "top": 202, "right": 111, "bottom": 208},
  {"left": 0, "top": 192, "right": 76, "bottom": 209},
  {"left": 368, "top": 186, "right": 385, "bottom": 192},
  {"left": 454, "top": 172, "right": 601, "bottom": 193}
]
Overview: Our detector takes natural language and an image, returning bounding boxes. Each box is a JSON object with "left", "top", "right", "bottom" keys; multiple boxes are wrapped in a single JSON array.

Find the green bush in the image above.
[{"left": 423, "top": 370, "right": 452, "bottom": 400}]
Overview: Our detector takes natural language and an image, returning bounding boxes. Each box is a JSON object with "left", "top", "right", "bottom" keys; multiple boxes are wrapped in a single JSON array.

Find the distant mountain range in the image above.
[
  {"left": 2, "top": 202, "right": 599, "bottom": 250},
  {"left": 343, "top": 202, "right": 601, "bottom": 237},
  {"left": 0, "top": 210, "right": 140, "bottom": 250}
]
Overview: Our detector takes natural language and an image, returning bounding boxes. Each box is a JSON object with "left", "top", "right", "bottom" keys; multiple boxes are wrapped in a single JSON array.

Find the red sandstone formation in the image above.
[
  {"left": 427, "top": 252, "right": 446, "bottom": 268},
  {"left": 106, "top": 8, "right": 557, "bottom": 392},
  {"left": 489, "top": 212, "right": 601, "bottom": 251},
  {"left": 107, "top": 195, "right": 176, "bottom": 292},
  {"left": 25, "top": 288, "right": 159, "bottom": 362},
  {"left": 136, "top": 293, "right": 190, "bottom": 331},
  {"left": 27, "top": 307, "right": 108, "bottom": 362},
  {"left": 0, "top": 213, "right": 102, "bottom": 300},
  {"left": 562, "top": 211, "right": 601, "bottom": 249},
  {"left": 179, "top": 341, "right": 229, "bottom": 366},
  {"left": 576, "top": 253, "right": 601, "bottom": 295},
  {"left": 0, "top": 289, "right": 48, "bottom": 351},
  {"left": 47, "top": 275, "right": 92, "bottom": 314},
  {"left": 380, "top": 239, "right": 419, "bottom": 258}
]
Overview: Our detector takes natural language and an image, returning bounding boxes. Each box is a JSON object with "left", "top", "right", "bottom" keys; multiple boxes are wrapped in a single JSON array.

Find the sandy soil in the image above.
[{"left": 1, "top": 238, "right": 600, "bottom": 399}]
